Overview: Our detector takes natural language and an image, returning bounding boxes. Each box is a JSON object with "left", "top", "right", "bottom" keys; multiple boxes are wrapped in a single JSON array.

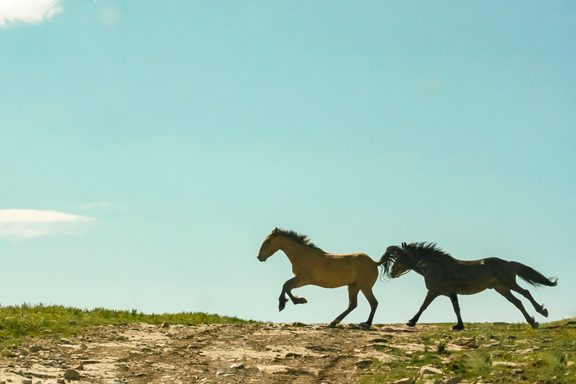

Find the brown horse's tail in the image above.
[
  {"left": 377, "top": 246, "right": 402, "bottom": 280},
  {"left": 512, "top": 261, "right": 558, "bottom": 288}
]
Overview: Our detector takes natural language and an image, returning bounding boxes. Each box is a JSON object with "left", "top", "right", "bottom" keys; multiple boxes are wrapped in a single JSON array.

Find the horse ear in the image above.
[
  {"left": 401, "top": 242, "right": 407, "bottom": 248},
  {"left": 273, "top": 227, "right": 279, "bottom": 234}
]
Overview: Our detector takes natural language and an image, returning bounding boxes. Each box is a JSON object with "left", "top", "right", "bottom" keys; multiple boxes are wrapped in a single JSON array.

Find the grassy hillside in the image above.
[
  {"left": 0, "top": 303, "right": 254, "bottom": 353},
  {"left": 357, "top": 320, "right": 576, "bottom": 384}
]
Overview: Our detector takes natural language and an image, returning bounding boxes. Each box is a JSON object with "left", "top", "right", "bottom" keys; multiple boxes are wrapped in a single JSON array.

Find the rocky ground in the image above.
[{"left": 0, "top": 321, "right": 572, "bottom": 384}]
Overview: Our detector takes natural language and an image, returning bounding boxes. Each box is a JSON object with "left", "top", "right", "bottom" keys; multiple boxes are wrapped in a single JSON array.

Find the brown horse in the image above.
[
  {"left": 381, "top": 242, "right": 557, "bottom": 330},
  {"left": 257, "top": 228, "right": 394, "bottom": 328}
]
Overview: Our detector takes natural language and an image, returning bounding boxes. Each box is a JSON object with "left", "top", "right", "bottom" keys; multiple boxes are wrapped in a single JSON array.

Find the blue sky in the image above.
[{"left": 1, "top": 1, "right": 575, "bottom": 326}]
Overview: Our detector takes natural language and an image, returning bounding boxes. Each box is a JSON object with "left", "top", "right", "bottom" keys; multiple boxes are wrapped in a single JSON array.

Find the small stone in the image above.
[
  {"left": 59, "top": 338, "right": 71, "bottom": 345},
  {"left": 161, "top": 322, "right": 169, "bottom": 328},
  {"left": 514, "top": 369, "right": 524, "bottom": 374},
  {"left": 446, "top": 377, "right": 464, "bottom": 384},
  {"left": 80, "top": 343, "right": 88, "bottom": 349},
  {"left": 64, "top": 369, "right": 80, "bottom": 380},
  {"left": 19, "top": 350, "right": 29, "bottom": 356},
  {"left": 29, "top": 345, "right": 43, "bottom": 353},
  {"left": 230, "top": 363, "right": 245, "bottom": 370},
  {"left": 57, "top": 380, "right": 64, "bottom": 384},
  {"left": 418, "top": 366, "right": 443, "bottom": 379},
  {"left": 393, "top": 379, "right": 412, "bottom": 384},
  {"left": 34, "top": 381, "right": 41, "bottom": 384},
  {"left": 21, "top": 380, "right": 32, "bottom": 384}
]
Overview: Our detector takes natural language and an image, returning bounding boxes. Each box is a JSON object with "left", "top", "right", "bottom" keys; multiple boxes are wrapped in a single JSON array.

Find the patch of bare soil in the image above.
[{"left": 0, "top": 322, "right": 455, "bottom": 384}]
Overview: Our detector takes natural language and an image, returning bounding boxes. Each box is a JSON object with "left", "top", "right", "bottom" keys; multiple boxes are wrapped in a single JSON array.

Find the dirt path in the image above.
[{"left": 0, "top": 322, "right": 463, "bottom": 384}]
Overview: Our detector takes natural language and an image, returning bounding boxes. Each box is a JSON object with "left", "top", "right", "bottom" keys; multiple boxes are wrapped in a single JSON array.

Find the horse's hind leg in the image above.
[
  {"left": 359, "top": 286, "right": 378, "bottom": 329},
  {"left": 407, "top": 291, "right": 439, "bottom": 327},
  {"left": 278, "top": 276, "right": 308, "bottom": 312},
  {"left": 449, "top": 294, "right": 465, "bottom": 330},
  {"left": 495, "top": 286, "right": 538, "bottom": 329},
  {"left": 328, "top": 283, "right": 359, "bottom": 328},
  {"left": 510, "top": 281, "right": 549, "bottom": 317}
]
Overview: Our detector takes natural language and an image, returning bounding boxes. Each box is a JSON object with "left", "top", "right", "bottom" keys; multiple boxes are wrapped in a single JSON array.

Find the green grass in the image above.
[
  {"left": 357, "top": 319, "right": 576, "bottom": 384},
  {"left": 0, "top": 302, "right": 256, "bottom": 351}
]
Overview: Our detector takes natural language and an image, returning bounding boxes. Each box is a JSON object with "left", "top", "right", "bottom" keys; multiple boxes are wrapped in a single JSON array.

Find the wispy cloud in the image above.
[
  {"left": 0, "top": 209, "right": 92, "bottom": 239},
  {"left": 0, "top": 0, "right": 62, "bottom": 28},
  {"left": 80, "top": 201, "right": 112, "bottom": 209}
]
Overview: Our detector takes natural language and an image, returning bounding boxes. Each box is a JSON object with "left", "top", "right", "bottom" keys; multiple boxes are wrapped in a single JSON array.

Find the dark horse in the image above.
[
  {"left": 381, "top": 242, "right": 557, "bottom": 330},
  {"left": 257, "top": 228, "right": 395, "bottom": 328}
]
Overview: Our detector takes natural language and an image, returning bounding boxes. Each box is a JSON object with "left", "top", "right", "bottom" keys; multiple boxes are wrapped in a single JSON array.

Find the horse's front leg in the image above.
[
  {"left": 278, "top": 276, "right": 307, "bottom": 311},
  {"left": 407, "top": 291, "right": 438, "bottom": 327},
  {"left": 449, "top": 293, "right": 465, "bottom": 330}
]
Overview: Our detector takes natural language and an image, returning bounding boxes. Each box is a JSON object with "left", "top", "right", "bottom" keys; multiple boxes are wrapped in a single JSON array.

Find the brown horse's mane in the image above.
[{"left": 274, "top": 228, "right": 321, "bottom": 250}]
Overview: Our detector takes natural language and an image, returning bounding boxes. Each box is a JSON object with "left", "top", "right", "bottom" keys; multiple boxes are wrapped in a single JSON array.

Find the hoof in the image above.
[
  {"left": 359, "top": 322, "right": 372, "bottom": 330},
  {"left": 278, "top": 298, "right": 288, "bottom": 312},
  {"left": 538, "top": 306, "right": 549, "bottom": 318},
  {"left": 406, "top": 321, "right": 416, "bottom": 327},
  {"left": 452, "top": 324, "right": 465, "bottom": 331},
  {"left": 531, "top": 321, "right": 539, "bottom": 330},
  {"left": 293, "top": 296, "right": 308, "bottom": 305}
]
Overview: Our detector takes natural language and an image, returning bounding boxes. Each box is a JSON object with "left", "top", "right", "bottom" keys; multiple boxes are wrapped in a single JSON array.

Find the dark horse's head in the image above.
[{"left": 380, "top": 242, "right": 443, "bottom": 278}]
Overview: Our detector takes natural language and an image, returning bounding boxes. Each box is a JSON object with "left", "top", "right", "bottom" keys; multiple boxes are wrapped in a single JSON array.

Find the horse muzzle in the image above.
[{"left": 257, "top": 255, "right": 267, "bottom": 262}]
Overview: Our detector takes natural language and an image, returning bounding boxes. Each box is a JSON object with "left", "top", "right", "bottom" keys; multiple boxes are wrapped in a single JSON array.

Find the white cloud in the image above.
[
  {"left": 0, "top": 0, "right": 62, "bottom": 28},
  {"left": 0, "top": 209, "right": 92, "bottom": 239}
]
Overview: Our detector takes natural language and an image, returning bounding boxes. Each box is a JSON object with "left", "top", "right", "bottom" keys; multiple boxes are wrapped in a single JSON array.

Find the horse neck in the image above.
[{"left": 277, "top": 236, "right": 320, "bottom": 266}]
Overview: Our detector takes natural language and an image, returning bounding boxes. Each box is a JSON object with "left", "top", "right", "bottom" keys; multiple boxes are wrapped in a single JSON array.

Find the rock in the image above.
[
  {"left": 257, "top": 365, "right": 289, "bottom": 374},
  {"left": 80, "top": 343, "right": 88, "bottom": 349},
  {"left": 393, "top": 379, "right": 412, "bottom": 384},
  {"left": 292, "top": 322, "right": 307, "bottom": 327},
  {"left": 19, "top": 350, "right": 29, "bottom": 356},
  {"left": 285, "top": 352, "right": 301, "bottom": 358},
  {"left": 64, "top": 369, "right": 80, "bottom": 380},
  {"left": 56, "top": 380, "right": 64, "bottom": 384},
  {"left": 492, "top": 361, "right": 520, "bottom": 367},
  {"left": 21, "top": 380, "right": 32, "bottom": 384},
  {"left": 29, "top": 345, "right": 43, "bottom": 353},
  {"left": 230, "top": 363, "right": 245, "bottom": 370},
  {"left": 418, "top": 366, "right": 443, "bottom": 379},
  {"left": 355, "top": 359, "right": 373, "bottom": 369},
  {"left": 161, "top": 322, "right": 170, "bottom": 328},
  {"left": 59, "top": 338, "right": 71, "bottom": 345},
  {"left": 446, "top": 377, "right": 464, "bottom": 384}
]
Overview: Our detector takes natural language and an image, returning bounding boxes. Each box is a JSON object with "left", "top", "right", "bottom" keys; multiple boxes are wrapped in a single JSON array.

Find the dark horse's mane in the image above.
[
  {"left": 275, "top": 228, "right": 321, "bottom": 250},
  {"left": 379, "top": 242, "right": 453, "bottom": 279},
  {"left": 403, "top": 242, "right": 453, "bottom": 260}
]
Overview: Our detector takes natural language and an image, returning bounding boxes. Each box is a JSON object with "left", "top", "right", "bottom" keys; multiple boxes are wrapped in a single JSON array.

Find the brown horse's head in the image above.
[{"left": 257, "top": 227, "right": 282, "bottom": 262}]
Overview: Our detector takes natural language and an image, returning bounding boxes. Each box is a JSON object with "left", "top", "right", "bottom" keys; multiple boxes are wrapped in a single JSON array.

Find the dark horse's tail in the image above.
[{"left": 512, "top": 261, "right": 558, "bottom": 288}]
